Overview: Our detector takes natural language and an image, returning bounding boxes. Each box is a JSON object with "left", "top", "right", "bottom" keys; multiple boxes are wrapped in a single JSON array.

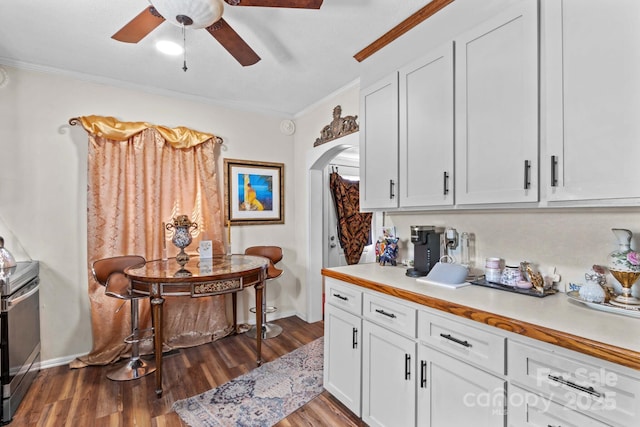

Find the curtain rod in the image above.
[{"left": 68, "top": 117, "right": 224, "bottom": 145}]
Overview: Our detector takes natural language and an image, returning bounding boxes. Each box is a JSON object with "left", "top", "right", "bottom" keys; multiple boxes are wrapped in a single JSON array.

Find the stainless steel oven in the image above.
[{"left": 0, "top": 261, "right": 40, "bottom": 425}]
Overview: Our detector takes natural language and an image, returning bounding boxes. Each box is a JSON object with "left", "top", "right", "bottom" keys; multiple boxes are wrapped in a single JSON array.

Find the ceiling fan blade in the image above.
[
  {"left": 224, "top": 0, "right": 323, "bottom": 9},
  {"left": 112, "top": 7, "right": 165, "bottom": 43},
  {"left": 206, "top": 18, "right": 261, "bottom": 66}
]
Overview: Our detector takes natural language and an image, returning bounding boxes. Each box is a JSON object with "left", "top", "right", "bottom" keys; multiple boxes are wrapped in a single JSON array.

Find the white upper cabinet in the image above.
[
  {"left": 544, "top": 0, "right": 640, "bottom": 202},
  {"left": 455, "top": 1, "right": 539, "bottom": 205},
  {"left": 360, "top": 73, "right": 399, "bottom": 210},
  {"left": 399, "top": 43, "right": 455, "bottom": 208}
]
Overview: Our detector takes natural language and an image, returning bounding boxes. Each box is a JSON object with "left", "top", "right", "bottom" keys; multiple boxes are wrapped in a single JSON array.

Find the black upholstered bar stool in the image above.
[
  {"left": 244, "top": 246, "right": 284, "bottom": 339},
  {"left": 91, "top": 255, "right": 155, "bottom": 381}
]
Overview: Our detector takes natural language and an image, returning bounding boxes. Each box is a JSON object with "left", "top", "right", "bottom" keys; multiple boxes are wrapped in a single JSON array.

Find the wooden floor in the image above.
[{"left": 12, "top": 316, "right": 366, "bottom": 427}]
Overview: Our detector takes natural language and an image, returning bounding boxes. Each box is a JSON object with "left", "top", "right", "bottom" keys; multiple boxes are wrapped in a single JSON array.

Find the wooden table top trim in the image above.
[{"left": 322, "top": 268, "right": 640, "bottom": 371}]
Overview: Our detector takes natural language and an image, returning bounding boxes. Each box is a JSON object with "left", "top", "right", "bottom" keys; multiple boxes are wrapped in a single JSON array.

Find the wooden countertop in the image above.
[{"left": 322, "top": 264, "right": 640, "bottom": 371}]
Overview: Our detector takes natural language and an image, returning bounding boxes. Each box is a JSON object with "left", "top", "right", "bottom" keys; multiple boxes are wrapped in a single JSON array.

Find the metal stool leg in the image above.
[
  {"left": 107, "top": 298, "right": 156, "bottom": 381},
  {"left": 246, "top": 284, "right": 282, "bottom": 339}
]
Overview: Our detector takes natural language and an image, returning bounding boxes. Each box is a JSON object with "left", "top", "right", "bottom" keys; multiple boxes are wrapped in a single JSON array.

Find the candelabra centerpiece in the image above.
[{"left": 166, "top": 215, "right": 198, "bottom": 267}]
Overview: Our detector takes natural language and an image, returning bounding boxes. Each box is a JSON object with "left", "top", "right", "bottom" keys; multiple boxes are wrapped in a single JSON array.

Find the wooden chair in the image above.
[
  {"left": 91, "top": 255, "right": 155, "bottom": 380},
  {"left": 244, "top": 246, "right": 284, "bottom": 339}
]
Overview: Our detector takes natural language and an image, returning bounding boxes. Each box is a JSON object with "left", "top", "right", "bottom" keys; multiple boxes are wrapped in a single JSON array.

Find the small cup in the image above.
[
  {"left": 501, "top": 265, "right": 522, "bottom": 286},
  {"left": 485, "top": 267, "right": 502, "bottom": 283}
]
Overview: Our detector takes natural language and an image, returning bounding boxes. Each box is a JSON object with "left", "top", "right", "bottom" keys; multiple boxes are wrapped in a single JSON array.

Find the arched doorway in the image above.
[{"left": 305, "top": 133, "right": 358, "bottom": 323}]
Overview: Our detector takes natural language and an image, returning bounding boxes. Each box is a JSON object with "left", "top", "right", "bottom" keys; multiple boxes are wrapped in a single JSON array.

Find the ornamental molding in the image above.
[{"left": 314, "top": 105, "right": 359, "bottom": 147}]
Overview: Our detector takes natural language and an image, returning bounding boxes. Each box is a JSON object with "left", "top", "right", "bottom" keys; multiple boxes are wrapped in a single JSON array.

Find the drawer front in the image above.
[
  {"left": 418, "top": 310, "right": 506, "bottom": 375},
  {"left": 363, "top": 292, "right": 417, "bottom": 337},
  {"left": 325, "top": 278, "right": 362, "bottom": 315},
  {"left": 508, "top": 384, "right": 610, "bottom": 427},
  {"left": 509, "top": 340, "right": 640, "bottom": 427}
]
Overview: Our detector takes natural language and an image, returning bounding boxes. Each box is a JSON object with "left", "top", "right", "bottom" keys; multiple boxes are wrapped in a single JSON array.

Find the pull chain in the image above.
[{"left": 182, "top": 24, "right": 188, "bottom": 72}]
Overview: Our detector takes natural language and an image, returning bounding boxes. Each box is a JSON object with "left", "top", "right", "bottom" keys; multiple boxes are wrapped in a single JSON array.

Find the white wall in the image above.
[
  {"left": 0, "top": 65, "right": 296, "bottom": 366},
  {"left": 386, "top": 209, "right": 640, "bottom": 296},
  {"left": 291, "top": 82, "right": 360, "bottom": 320}
]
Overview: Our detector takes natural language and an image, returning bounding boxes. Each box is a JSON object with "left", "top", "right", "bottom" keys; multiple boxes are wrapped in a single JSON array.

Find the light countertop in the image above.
[{"left": 322, "top": 263, "right": 640, "bottom": 371}]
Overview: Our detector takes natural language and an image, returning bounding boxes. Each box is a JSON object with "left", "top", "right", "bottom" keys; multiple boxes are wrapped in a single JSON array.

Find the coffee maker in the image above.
[{"left": 406, "top": 226, "right": 445, "bottom": 277}]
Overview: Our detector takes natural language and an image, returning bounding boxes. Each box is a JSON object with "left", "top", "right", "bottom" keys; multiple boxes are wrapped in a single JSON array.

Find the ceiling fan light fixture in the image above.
[
  {"left": 152, "top": 0, "right": 224, "bottom": 29},
  {"left": 155, "top": 40, "right": 184, "bottom": 56}
]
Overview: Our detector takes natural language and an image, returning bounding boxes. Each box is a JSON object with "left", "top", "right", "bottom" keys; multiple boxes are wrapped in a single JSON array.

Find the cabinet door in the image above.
[
  {"left": 417, "top": 344, "right": 507, "bottom": 427},
  {"left": 360, "top": 73, "right": 399, "bottom": 210},
  {"left": 362, "top": 321, "right": 415, "bottom": 427},
  {"left": 545, "top": 0, "right": 640, "bottom": 202},
  {"left": 455, "top": 1, "right": 538, "bottom": 205},
  {"left": 399, "top": 43, "right": 454, "bottom": 207},
  {"left": 323, "top": 304, "right": 362, "bottom": 416}
]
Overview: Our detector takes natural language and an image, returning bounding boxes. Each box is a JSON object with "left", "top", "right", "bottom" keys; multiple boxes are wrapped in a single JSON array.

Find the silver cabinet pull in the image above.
[
  {"left": 440, "top": 333, "right": 472, "bottom": 348},
  {"left": 551, "top": 155, "right": 558, "bottom": 187},
  {"left": 524, "top": 160, "right": 531, "bottom": 189},
  {"left": 375, "top": 308, "right": 397, "bottom": 318},
  {"left": 547, "top": 374, "right": 603, "bottom": 398},
  {"left": 389, "top": 179, "right": 395, "bottom": 199},
  {"left": 443, "top": 171, "right": 449, "bottom": 195}
]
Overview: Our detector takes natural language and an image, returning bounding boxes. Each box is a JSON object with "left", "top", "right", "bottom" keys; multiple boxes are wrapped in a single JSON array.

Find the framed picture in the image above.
[{"left": 224, "top": 158, "right": 284, "bottom": 225}]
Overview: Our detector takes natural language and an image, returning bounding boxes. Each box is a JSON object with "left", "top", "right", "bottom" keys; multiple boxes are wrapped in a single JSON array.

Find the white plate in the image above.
[{"left": 567, "top": 291, "right": 640, "bottom": 319}]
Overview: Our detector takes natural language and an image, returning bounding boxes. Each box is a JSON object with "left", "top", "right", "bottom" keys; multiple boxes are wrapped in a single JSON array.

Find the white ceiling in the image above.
[{"left": 0, "top": 0, "right": 434, "bottom": 116}]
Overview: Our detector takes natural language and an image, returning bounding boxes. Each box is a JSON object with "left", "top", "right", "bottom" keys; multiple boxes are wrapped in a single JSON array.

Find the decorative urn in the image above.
[
  {"left": 166, "top": 215, "right": 198, "bottom": 266},
  {"left": 608, "top": 228, "right": 640, "bottom": 305}
]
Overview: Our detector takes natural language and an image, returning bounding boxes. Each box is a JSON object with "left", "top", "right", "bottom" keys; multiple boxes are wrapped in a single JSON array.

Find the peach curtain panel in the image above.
[{"left": 72, "top": 117, "right": 230, "bottom": 368}]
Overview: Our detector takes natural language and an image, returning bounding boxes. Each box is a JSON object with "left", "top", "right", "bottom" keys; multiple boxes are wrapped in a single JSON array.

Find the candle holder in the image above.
[{"left": 166, "top": 215, "right": 198, "bottom": 267}]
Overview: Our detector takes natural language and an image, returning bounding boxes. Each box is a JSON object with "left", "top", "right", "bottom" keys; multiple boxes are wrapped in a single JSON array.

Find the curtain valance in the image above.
[{"left": 71, "top": 115, "right": 222, "bottom": 149}]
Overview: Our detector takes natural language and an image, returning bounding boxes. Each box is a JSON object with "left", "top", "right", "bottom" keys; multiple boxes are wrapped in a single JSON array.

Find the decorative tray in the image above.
[
  {"left": 470, "top": 278, "right": 558, "bottom": 298},
  {"left": 566, "top": 291, "right": 640, "bottom": 319}
]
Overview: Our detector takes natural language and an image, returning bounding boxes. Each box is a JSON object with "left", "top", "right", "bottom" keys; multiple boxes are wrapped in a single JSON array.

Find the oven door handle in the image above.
[{"left": 5, "top": 278, "right": 40, "bottom": 311}]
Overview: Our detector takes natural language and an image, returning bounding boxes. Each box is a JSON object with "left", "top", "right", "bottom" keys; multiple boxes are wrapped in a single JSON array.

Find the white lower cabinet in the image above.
[
  {"left": 508, "top": 339, "right": 640, "bottom": 427},
  {"left": 323, "top": 278, "right": 640, "bottom": 427},
  {"left": 508, "top": 384, "right": 610, "bottom": 427},
  {"left": 323, "top": 303, "right": 362, "bottom": 416},
  {"left": 362, "top": 321, "right": 416, "bottom": 427},
  {"left": 418, "top": 344, "right": 507, "bottom": 426}
]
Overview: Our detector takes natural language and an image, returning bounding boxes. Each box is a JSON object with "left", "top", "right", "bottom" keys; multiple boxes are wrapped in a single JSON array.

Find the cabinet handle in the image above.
[
  {"left": 352, "top": 327, "right": 358, "bottom": 349},
  {"left": 547, "top": 374, "right": 602, "bottom": 398},
  {"left": 389, "top": 179, "right": 395, "bottom": 199},
  {"left": 333, "top": 293, "right": 348, "bottom": 301},
  {"left": 405, "top": 354, "right": 411, "bottom": 380},
  {"left": 375, "top": 308, "right": 397, "bottom": 319},
  {"left": 551, "top": 155, "right": 558, "bottom": 187},
  {"left": 440, "top": 333, "right": 472, "bottom": 348},
  {"left": 524, "top": 160, "right": 531, "bottom": 190},
  {"left": 420, "top": 360, "right": 427, "bottom": 388},
  {"left": 443, "top": 171, "right": 449, "bottom": 195}
]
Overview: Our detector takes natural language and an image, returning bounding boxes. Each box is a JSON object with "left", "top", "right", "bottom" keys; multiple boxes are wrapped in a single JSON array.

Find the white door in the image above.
[
  {"left": 418, "top": 344, "right": 507, "bottom": 427},
  {"left": 323, "top": 304, "right": 362, "bottom": 416},
  {"left": 360, "top": 73, "right": 399, "bottom": 210},
  {"left": 545, "top": 0, "right": 640, "bottom": 202},
  {"left": 455, "top": 1, "right": 539, "bottom": 205},
  {"left": 399, "top": 42, "right": 454, "bottom": 207},
  {"left": 362, "top": 321, "right": 416, "bottom": 427}
]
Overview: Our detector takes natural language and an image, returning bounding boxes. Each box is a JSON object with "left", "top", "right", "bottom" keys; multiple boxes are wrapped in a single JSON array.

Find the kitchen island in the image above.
[{"left": 322, "top": 263, "right": 640, "bottom": 427}]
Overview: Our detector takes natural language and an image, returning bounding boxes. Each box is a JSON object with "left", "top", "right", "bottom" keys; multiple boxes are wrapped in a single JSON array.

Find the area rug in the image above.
[{"left": 173, "top": 337, "right": 324, "bottom": 427}]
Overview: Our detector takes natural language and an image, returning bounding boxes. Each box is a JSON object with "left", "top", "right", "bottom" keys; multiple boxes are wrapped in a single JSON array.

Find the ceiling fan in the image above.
[{"left": 112, "top": 0, "right": 324, "bottom": 66}]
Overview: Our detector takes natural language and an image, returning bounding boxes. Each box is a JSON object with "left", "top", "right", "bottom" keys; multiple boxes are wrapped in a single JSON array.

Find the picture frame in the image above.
[{"left": 223, "top": 158, "right": 284, "bottom": 226}]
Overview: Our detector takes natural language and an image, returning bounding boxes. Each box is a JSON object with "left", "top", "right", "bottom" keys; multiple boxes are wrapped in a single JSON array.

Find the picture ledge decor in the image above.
[
  {"left": 224, "top": 158, "right": 284, "bottom": 226},
  {"left": 313, "top": 105, "right": 359, "bottom": 147}
]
